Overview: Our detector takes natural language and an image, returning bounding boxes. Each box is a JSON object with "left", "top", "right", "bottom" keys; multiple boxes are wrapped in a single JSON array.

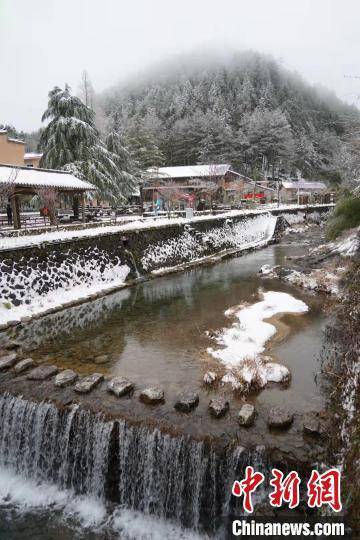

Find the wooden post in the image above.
[
  {"left": 81, "top": 192, "right": 86, "bottom": 222},
  {"left": 11, "top": 194, "right": 21, "bottom": 230},
  {"left": 140, "top": 184, "right": 144, "bottom": 215},
  {"left": 252, "top": 181, "right": 257, "bottom": 205}
]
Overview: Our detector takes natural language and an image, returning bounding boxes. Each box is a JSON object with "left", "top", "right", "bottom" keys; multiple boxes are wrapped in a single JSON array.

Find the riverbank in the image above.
[
  {"left": 0, "top": 205, "right": 332, "bottom": 329},
  {"left": 0, "top": 203, "right": 333, "bottom": 249},
  {"left": 260, "top": 224, "right": 360, "bottom": 534},
  {"left": 259, "top": 225, "right": 359, "bottom": 295},
  {"left": 321, "top": 260, "right": 360, "bottom": 534}
]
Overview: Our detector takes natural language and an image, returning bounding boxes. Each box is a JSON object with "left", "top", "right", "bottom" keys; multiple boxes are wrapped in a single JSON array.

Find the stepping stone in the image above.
[
  {"left": 5, "top": 341, "right": 21, "bottom": 351},
  {"left": 27, "top": 365, "right": 59, "bottom": 381},
  {"left": 174, "top": 392, "right": 199, "bottom": 412},
  {"left": 107, "top": 377, "right": 134, "bottom": 397},
  {"left": 94, "top": 354, "right": 110, "bottom": 365},
  {"left": 0, "top": 353, "right": 17, "bottom": 370},
  {"left": 209, "top": 397, "right": 229, "bottom": 418},
  {"left": 267, "top": 407, "right": 294, "bottom": 429},
  {"left": 75, "top": 373, "right": 104, "bottom": 394},
  {"left": 140, "top": 387, "right": 164, "bottom": 405},
  {"left": 303, "top": 412, "right": 325, "bottom": 438},
  {"left": 7, "top": 321, "right": 20, "bottom": 327},
  {"left": 238, "top": 403, "right": 256, "bottom": 427},
  {"left": 54, "top": 369, "right": 78, "bottom": 388},
  {"left": 203, "top": 371, "right": 217, "bottom": 385},
  {"left": 14, "top": 358, "right": 35, "bottom": 374}
]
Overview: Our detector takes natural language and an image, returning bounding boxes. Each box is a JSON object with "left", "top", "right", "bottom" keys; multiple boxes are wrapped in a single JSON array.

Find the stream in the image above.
[{"left": 0, "top": 227, "right": 330, "bottom": 539}]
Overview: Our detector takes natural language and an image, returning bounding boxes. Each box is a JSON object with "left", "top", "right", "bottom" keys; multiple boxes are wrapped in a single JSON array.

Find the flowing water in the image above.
[
  {"left": 0, "top": 394, "right": 269, "bottom": 539},
  {"left": 0, "top": 232, "right": 329, "bottom": 539}
]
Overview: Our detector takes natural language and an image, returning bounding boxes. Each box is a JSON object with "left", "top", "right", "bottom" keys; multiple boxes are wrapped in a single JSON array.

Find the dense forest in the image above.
[{"left": 101, "top": 51, "right": 360, "bottom": 183}]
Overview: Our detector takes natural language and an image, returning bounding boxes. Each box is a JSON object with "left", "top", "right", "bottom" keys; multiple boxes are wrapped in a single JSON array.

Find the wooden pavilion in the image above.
[{"left": 0, "top": 164, "right": 95, "bottom": 229}]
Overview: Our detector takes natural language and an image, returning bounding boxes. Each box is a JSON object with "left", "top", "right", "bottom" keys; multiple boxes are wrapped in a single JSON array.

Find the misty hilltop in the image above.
[{"left": 101, "top": 50, "right": 360, "bottom": 182}]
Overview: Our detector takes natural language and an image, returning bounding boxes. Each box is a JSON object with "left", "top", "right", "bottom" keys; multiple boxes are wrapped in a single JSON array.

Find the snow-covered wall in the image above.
[
  {"left": 141, "top": 213, "right": 277, "bottom": 271},
  {"left": 0, "top": 246, "right": 130, "bottom": 325},
  {"left": 0, "top": 206, "right": 331, "bottom": 326}
]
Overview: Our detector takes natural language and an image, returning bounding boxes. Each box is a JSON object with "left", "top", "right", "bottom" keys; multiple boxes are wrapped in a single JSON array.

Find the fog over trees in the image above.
[{"left": 100, "top": 51, "right": 360, "bottom": 184}]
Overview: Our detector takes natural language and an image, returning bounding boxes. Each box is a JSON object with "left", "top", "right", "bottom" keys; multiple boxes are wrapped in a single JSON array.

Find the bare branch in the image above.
[
  {"left": 0, "top": 167, "right": 18, "bottom": 208},
  {"left": 35, "top": 187, "right": 59, "bottom": 226}
]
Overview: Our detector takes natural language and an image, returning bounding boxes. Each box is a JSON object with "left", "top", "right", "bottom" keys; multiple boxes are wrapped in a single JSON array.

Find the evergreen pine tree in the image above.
[
  {"left": 40, "top": 85, "right": 137, "bottom": 202},
  {"left": 105, "top": 130, "right": 138, "bottom": 197},
  {"left": 125, "top": 123, "right": 165, "bottom": 169},
  {"left": 101, "top": 51, "right": 359, "bottom": 179}
]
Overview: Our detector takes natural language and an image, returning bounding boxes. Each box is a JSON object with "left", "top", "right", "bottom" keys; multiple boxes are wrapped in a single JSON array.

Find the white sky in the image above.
[{"left": 1, "top": 0, "right": 359, "bottom": 132}]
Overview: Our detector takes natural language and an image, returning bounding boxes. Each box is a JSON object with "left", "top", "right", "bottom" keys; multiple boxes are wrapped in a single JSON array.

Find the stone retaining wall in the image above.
[{"left": 0, "top": 206, "right": 331, "bottom": 311}]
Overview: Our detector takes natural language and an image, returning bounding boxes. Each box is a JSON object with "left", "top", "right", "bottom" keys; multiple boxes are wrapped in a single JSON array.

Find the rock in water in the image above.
[
  {"left": 5, "top": 341, "right": 21, "bottom": 351},
  {"left": 238, "top": 404, "right": 256, "bottom": 427},
  {"left": 107, "top": 377, "right": 134, "bottom": 397},
  {"left": 267, "top": 407, "right": 294, "bottom": 429},
  {"left": 303, "top": 412, "right": 326, "bottom": 438},
  {"left": 140, "top": 387, "right": 165, "bottom": 404},
  {"left": 0, "top": 353, "right": 17, "bottom": 370},
  {"left": 174, "top": 392, "right": 199, "bottom": 412},
  {"left": 75, "top": 373, "right": 104, "bottom": 394},
  {"left": 14, "top": 358, "right": 35, "bottom": 374},
  {"left": 94, "top": 355, "right": 110, "bottom": 365},
  {"left": 203, "top": 371, "right": 217, "bottom": 385},
  {"left": 262, "top": 362, "right": 291, "bottom": 383},
  {"left": 259, "top": 264, "right": 272, "bottom": 275},
  {"left": 54, "top": 369, "right": 78, "bottom": 388},
  {"left": 208, "top": 397, "right": 229, "bottom": 418},
  {"left": 27, "top": 365, "right": 59, "bottom": 381}
]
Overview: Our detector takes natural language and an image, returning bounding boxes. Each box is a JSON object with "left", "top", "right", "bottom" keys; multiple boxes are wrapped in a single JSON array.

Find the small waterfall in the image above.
[
  {"left": 0, "top": 394, "right": 113, "bottom": 499},
  {"left": 124, "top": 248, "right": 141, "bottom": 278},
  {"left": 0, "top": 393, "right": 269, "bottom": 533}
]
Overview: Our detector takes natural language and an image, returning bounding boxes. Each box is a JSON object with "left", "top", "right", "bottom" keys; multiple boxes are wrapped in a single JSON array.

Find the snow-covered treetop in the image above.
[{"left": 40, "top": 85, "right": 138, "bottom": 203}]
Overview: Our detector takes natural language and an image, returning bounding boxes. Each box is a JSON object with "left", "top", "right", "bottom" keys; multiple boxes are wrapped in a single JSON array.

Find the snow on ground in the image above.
[
  {"left": 207, "top": 291, "right": 308, "bottom": 391},
  {"left": 328, "top": 228, "right": 359, "bottom": 257},
  {"left": 260, "top": 264, "right": 345, "bottom": 295},
  {"left": 284, "top": 225, "right": 310, "bottom": 234},
  {"left": 0, "top": 204, "right": 332, "bottom": 251},
  {"left": 284, "top": 268, "right": 342, "bottom": 295},
  {"left": 311, "top": 227, "right": 359, "bottom": 259}
]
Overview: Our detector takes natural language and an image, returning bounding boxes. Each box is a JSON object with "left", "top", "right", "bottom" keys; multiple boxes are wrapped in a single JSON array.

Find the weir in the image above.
[{"left": 0, "top": 392, "right": 271, "bottom": 533}]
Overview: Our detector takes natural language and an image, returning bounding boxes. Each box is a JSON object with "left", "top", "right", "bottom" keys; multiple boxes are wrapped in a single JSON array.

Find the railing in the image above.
[{"left": 0, "top": 213, "right": 51, "bottom": 229}]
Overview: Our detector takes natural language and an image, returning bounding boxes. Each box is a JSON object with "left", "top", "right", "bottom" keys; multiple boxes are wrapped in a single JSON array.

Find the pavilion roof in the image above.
[{"left": 0, "top": 164, "right": 95, "bottom": 191}]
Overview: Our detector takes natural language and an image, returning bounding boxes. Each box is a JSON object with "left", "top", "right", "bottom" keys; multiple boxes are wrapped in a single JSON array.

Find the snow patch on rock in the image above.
[
  {"left": 207, "top": 291, "right": 308, "bottom": 391},
  {"left": 329, "top": 230, "right": 359, "bottom": 257}
]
